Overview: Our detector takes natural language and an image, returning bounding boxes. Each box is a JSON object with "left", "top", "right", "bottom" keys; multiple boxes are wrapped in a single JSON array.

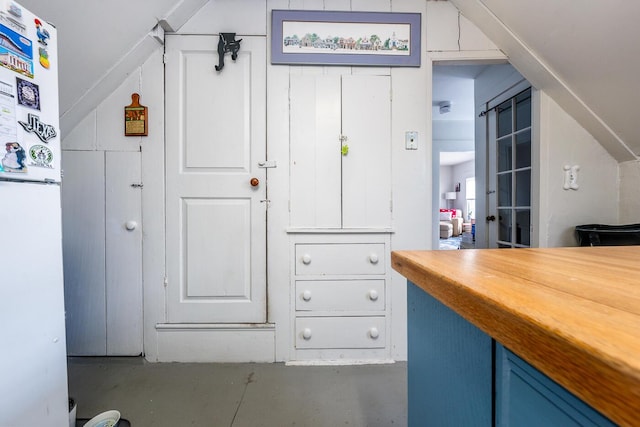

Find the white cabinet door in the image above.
[
  {"left": 289, "top": 75, "right": 391, "bottom": 228},
  {"left": 105, "top": 152, "right": 142, "bottom": 355},
  {"left": 62, "top": 150, "right": 142, "bottom": 356},
  {"left": 165, "top": 35, "right": 267, "bottom": 323},
  {"left": 290, "top": 75, "right": 342, "bottom": 228},
  {"left": 342, "top": 75, "right": 392, "bottom": 228}
]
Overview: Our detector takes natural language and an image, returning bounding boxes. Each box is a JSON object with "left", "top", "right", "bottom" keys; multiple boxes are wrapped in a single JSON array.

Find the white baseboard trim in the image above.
[
  {"left": 156, "top": 323, "right": 275, "bottom": 330},
  {"left": 155, "top": 323, "right": 275, "bottom": 362},
  {"left": 285, "top": 359, "right": 396, "bottom": 366}
]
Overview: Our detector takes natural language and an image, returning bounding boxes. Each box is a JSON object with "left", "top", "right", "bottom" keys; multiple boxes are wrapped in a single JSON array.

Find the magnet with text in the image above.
[
  {"left": 0, "top": 23, "right": 33, "bottom": 78},
  {"left": 18, "top": 113, "right": 56, "bottom": 143},
  {"left": 16, "top": 78, "right": 40, "bottom": 110},
  {"left": 2, "top": 142, "right": 27, "bottom": 172},
  {"left": 28, "top": 144, "right": 53, "bottom": 168},
  {"left": 124, "top": 93, "right": 148, "bottom": 136}
]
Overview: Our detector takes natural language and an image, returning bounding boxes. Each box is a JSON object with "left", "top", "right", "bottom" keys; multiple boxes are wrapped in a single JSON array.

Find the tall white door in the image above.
[{"left": 164, "top": 35, "right": 267, "bottom": 323}]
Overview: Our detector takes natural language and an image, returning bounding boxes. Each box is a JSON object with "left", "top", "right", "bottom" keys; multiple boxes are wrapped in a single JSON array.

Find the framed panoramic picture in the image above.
[{"left": 271, "top": 10, "right": 421, "bottom": 67}]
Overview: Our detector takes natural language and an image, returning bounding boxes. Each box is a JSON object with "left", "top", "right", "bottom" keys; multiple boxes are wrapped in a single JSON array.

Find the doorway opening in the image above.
[{"left": 432, "top": 62, "right": 534, "bottom": 250}]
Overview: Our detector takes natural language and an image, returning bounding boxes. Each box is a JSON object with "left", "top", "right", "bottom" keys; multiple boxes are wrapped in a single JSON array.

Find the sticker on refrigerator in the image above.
[
  {"left": 18, "top": 113, "right": 56, "bottom": 142},
  {"left": 0, "top": 11, "right": 26, "bottom": 35},
  {"left": 16, "top": 77, "right": 39, "bottom": 109},
  {"left": 0, "top": 79, "right": 17, "bottom": 148},
  {"left": 1, "top": 141, "right": 26, "bottom": 172},
  {"left": 28, "top": 144, "right": 52, "bottom": 168},
  {"left": 6, "top": 3, "right": 22, "bottom": 18},
  {"left": 0, "top": 22, "right": 33, "bottom": 78}
]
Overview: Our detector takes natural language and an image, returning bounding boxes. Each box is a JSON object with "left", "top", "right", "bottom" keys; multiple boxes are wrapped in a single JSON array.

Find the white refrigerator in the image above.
[{"left": 0, "top": 1, "right": 69, "bottom": 425}]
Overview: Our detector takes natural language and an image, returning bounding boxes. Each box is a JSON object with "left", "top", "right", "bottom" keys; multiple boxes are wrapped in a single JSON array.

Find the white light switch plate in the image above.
[{"left": 405, "top": 131, "right": 418, "bottom": 150}]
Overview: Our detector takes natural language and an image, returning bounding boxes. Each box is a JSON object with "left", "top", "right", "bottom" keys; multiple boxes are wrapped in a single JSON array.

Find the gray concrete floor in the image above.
[{"left": 68, "top": 357, "right": 407, "bottom": 427}]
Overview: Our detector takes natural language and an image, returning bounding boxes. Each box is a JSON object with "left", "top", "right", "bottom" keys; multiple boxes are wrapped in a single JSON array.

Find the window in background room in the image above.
[{"left": 466, "top": 177, "right": 476, "bottom": 221}]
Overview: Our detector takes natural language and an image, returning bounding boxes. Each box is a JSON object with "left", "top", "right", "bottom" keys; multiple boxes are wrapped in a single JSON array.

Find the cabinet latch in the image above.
[{"left": 258, "top": 160, "right": 277, "bottom": 168}]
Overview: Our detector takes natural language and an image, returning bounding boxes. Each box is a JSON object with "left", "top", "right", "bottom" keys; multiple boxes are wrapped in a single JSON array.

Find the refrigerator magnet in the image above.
[
  {"left": 28, "top": 144, "right": 53, "bottom": 168},
  {"left": 0, "top": 23, "right": 33, "bottom": 79},
  {"left": 34, "top": 19, "right": 50, "bottom": 46},
  {"left": 38, "top": 47, "right": 50, "bottom": 69},
  {"left": 1, "top": 142, "right": 27, "bottom": 172},
  {"left": 18, "top": 113, "right": 57, "bottom": 143},
  {"left": 16, "top": 78, "right": 40, "bottom": 110}
]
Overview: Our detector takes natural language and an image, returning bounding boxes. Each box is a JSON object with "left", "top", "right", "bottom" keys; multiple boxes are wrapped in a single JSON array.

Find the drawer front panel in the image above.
[
  {"left": 295, "top": 243, "right": 385, "bottom": 275},
  {"left": 295, "top": 317, "right": 386, "bottom": 349},
  {"left": 295, "top": 280, "right": 385, "bottom": 312}
]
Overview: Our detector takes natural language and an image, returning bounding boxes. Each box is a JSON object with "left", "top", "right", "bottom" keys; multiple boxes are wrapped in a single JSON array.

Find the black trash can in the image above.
[{"left": 575, "top": 223, "right": 640, "bottom": 246}]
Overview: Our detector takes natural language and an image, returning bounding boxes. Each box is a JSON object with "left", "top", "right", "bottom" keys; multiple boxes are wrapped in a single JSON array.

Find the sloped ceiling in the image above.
[
  {"left": 14, "top": 0, "right": 640, "bottom": 162},
  {"left": 450, "top": 0, "right": 640, "bottom": 162},
  {"left": 17, "top": 0, "right": 207, "bottom": 133}
]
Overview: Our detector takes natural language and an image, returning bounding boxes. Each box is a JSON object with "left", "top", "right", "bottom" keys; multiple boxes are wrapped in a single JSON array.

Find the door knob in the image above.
[
  {"left": 486, "top": 215, "right": 496, "bottom": 222},
  {"left": 250, "top": 178, "right": 259, "bottom": 187},
  {"left": 125, "top": 220, "right": 137, "bottom": 231}
]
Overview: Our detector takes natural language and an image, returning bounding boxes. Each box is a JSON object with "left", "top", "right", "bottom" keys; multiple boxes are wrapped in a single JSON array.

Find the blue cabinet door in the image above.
[
  {"left": 407, "top": 282, "right": 492, "bottom": 426},
  {"left": 496, "top": 345, "right": 616, "bottom": 427}
]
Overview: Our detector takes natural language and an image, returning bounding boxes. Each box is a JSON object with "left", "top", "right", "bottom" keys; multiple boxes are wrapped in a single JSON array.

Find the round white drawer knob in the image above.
[
  {"left": 302, "top": 290, "right": 312, "bottom": 301},
  {"left": 368, "top": 290, "right": 379, "bottom": 301},
  {"left": 302, "top": 254, "right": 312, "bottom": 265},
  {"left": 302, "top": 328, "right": 312, "bottom": 340},
  {"left": 369, "top": 327, "right": 380, "bottom": 339},
  {"left": 369, "top": 253, "right": 379, "bottom": 264},
  {"left": 125, "top": 220, "right": 137, "bottom": 231}
]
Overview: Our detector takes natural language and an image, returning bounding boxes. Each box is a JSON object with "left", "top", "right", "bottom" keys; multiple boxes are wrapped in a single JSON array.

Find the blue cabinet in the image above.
[
  {"left": 407, "top": 281, "right": 615, "bottom": 426},
  {"left": 407, "top": 282, "right": 492, "bottom": 426},
  {"left": 496, "top": 346, "right": 616, "bottom": 427}
]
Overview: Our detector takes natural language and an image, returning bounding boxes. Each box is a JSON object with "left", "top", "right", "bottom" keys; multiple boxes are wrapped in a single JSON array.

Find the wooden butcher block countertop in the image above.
[{"left": 392, "top": 246, "right": 640, "bottom": 427}]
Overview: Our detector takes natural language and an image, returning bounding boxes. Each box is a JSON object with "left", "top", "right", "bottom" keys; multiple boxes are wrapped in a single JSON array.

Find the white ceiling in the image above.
[
  {"left": 433, "top": 65, "right": 481, "bottom": 166},
  {"left": 16, "top": 0, "right": 208, "bottom": 133},
  {"left": 432, "top": 65, "right": 484, "bottom": 121},
  {"left": 440, "top": 151, "right": 475, "bottom": 166},
  {"left": 18, "top": 0, "right": 180, "bottom": 114},
  {"left": 451, "top": 0, "right": 640, "bottom": 161}
]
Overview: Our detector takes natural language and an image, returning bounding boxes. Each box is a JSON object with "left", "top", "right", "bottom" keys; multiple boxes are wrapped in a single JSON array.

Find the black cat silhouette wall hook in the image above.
[{"left": 215, "top": 33, "right": 242, "bottom": 72}]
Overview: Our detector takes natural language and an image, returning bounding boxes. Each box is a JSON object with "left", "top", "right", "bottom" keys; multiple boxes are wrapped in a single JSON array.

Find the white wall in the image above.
[
  {"left": 62, "top": 47, "right": 165, "bottom": 362},
  {"left": 60, "top": 0, "right": 630, "bottom": 365},
  {"left": 438, "top": 159, "right": 474, "bottom": 216},
  {"left": 538, "top": 93, "right": 619, "bottom": 247},
  {"left": 439, "top": 165, "right": 453, "bottom": 208},
  {"left": 619, "top": 161, "right": 640, "bottom": 223},
  {"left": 452, "top": 159, "right": 475, "bottom": 216}
]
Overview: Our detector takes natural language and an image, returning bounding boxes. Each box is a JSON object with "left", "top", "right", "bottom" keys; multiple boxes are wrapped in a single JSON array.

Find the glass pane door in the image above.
[{"left": 491, "top": 88, "right": 532, "bottom": 248}]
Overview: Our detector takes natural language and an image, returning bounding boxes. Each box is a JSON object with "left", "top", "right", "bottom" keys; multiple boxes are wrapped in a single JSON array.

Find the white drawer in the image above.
[
  {"left": 295, "top": 243, "right": 385, "bottom": 275},
  {"left": 295, "top": 317, "right": 385, "bottom": 349},
  {"left": 295, "top": 280, "right": 385, "bottom": 312}
]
